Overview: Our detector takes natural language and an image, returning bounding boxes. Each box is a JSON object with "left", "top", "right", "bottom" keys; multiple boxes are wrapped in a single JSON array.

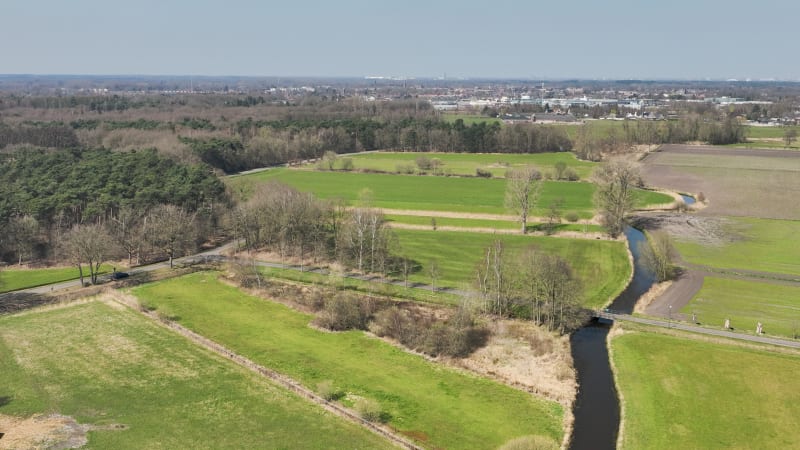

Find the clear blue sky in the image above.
[{"left": 2, "top": 0, "right": 798, "bottom": 80}]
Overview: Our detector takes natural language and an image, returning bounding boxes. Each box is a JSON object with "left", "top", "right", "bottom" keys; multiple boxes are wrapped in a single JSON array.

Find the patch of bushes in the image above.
[
  {"left": 476, "top": 168, "right": 493, "bottom": 178},
  {"left": 370, "top": 306, "right": 489, "bottom": 358},
  {"left": 315, "top": 292, "right": 375, "bottom": 331},
  {"left": 396, "top": 163, "right": 416, "bottom": 174},
  {"left": 564, "top": 211, "right": 580, "bottom": 222},
  {"left": 354, "top": 398, "right": 383, "bottom": 422}
]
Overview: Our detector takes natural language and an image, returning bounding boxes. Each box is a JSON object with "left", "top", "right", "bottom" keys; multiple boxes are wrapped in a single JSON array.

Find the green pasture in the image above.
[
  {"left": 440, "top": 113, "right": 502, "bottom": 125},
  {"left": 132, "top": 273, "right": 564, "bottom": 450},
  {"left": 228, "top": 168, "right": 673, "bottom": 218},
  {"left": 0, "top": 264, "right": 114, "bottom": 293},
  {"left": 386, "top": 214, "right": 604, "bottom": 233},
  {"left": 682, "top": 276, "right": 800, "bottom": 338},
  {"left": 393, "top": 229, "right": 630, "bottom": 308},
  {"left": 0, "top": 301, "right": 389, "bottom": 449},
  {"left": 612, "top": 327, "right": 800, "bottom": 449},
  {"left": 744, "top": 125, "right": 800, "bottom": 139},
  {"left": 675, "top": 217, "right": 800, "bottom": 277},
  {"left": 345, "top": 151, "right": 596, "bottom": 179},
  {"left": 259, "top": 266, "right": 462, "bottom": 306}
]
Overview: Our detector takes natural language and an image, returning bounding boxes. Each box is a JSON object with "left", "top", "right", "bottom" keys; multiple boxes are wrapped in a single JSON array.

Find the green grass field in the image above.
[
  {"left": 228, "top": 168, "right": 673, "bottom": 218},
  {"left": 132, "top": 273, "right": 564, "bottom": 449},
  {"left": 259, "top": 266, "right": 462, "bottom": 306},
  {"left": 0, "top": 265, "right": 113, "bottom": 293},
  {"left": 393, "top": 229, "right": 630, "bottom": 308},
  {"left": 675, "top": 217, "right": 800, "bottom": 277},
  {"left": 682, "top": 276, "right": 800, "bottom": 337},
  {"left": 612, "top": 328, "right": 800, "bottom": 449},
  {"left": 0, "top": 301, "right": 390, "bottom": 449},
  {"left": 346, "top": 151, "right": 596, "bottom": 179},
  {"left": 387, "top": 214, "right": 604, "bottom": 233},
  {"left": 440, "top": 113, "right": 502, "bottom": 125},
  {"left": 744, "top": 125, "right": 800, "bottom": 139}
]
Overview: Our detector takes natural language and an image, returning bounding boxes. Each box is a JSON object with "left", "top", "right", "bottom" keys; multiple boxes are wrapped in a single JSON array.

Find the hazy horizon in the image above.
[{"left": 3, "top": 0, "right": 799, "bottom": 80}]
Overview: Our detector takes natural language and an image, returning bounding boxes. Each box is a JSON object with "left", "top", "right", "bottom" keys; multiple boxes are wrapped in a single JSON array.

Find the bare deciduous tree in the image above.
[
  {"left": 7, "top": 215, "right": 40, "bottom": 265},
  {"left": 639, "top": 230, "right": 678, "bottom": 282},
  {"left": 505, "top": 167, "right": 542, "bottom": 234},
  {"left": 593, "top": 159, "right": 641, "bottom": 238},
  {"left": 145, "top": 204, "right": 196, "bottom": 268},
  {"left": 59, "top": 223, "right": 116, "bottom": 285}
]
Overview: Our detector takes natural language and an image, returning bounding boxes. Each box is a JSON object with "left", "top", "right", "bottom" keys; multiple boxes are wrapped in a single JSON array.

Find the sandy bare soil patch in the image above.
[{"left": 0, "top": 414, "right": 89, "bottom": 450}]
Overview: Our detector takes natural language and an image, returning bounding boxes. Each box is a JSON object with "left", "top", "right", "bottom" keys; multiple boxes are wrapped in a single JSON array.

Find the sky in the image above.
[{"left": 2, "top": 0, "right": 798, "bottom": 80}]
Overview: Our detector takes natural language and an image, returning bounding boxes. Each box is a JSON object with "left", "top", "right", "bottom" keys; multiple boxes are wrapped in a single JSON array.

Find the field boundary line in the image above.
[{"left": 107, "top": 291, "right": 422, "bottom": 450}]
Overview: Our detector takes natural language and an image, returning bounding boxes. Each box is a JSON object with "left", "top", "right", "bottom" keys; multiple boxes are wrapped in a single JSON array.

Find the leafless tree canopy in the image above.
[
  {"left": 593, "top": 159, "right": 641, "bottom": 238},
  {"left": 505, "top": 167, "right": 542, "bottom": 234}
]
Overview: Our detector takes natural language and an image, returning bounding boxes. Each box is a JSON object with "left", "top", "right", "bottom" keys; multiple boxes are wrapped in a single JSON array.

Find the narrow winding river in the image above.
[{"left": 569, "top": 225, "right": 657, "bottom": 449}]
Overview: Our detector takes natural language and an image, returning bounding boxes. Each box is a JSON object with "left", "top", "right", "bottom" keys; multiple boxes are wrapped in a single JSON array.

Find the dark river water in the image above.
[{"left": 569, "top": 226, "right": 656, "bottom": 449}]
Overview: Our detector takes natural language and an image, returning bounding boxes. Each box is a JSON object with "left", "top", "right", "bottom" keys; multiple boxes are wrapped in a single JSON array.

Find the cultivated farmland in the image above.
[{"left": 132, "top": 273, "right": 565, "bottom": 449}]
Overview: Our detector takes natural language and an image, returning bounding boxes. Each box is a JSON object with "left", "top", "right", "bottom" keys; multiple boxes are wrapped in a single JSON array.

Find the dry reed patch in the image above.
[{"left": 456, "top": 319, "right": 576, "bottom": 406}]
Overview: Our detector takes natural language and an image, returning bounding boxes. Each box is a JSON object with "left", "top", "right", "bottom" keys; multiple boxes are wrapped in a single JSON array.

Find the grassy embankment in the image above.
[
  {"left": 0, "top": 301, "right": 390, "bottom": 449},
  {"left": 0, "top": 264, "right": 114, "bottom": 293},
  {"left": 392, "top": 229, "right": 629, "bottom": 309},
  {"left": 227, "top": 168, "right": 674, "bottom": 219},
  {"left": 345, "top": 151, "right": 596, "bottom": 179},
  {"left": 132, "top": 272, "right": 565, "bottom": 450},
  {"left": 612, "top": 326, "right": 800, "bottom": 449}
]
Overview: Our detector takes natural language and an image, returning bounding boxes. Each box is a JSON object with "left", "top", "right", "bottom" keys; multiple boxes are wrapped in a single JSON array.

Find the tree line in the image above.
[{"left": 0, "top": 147, "right": 227, "bottom": 265}]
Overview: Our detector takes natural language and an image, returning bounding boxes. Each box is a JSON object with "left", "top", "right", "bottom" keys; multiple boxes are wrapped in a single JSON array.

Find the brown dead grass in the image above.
[
  {"left": 0, "top": 414, "right": 87, "bottom": 450},
  {"left": 455, "top": 320, "right": 576, "bottom": 406}
]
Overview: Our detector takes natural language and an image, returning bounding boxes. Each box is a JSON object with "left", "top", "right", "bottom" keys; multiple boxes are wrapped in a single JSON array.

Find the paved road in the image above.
[{"left": 610, "top": 313, "right": 800, "bottom": 349}]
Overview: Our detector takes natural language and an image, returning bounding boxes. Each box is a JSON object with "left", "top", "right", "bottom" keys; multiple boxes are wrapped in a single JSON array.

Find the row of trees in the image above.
[
  {"left": 54, "top": 204, "right": 197, "bottom": 285},
  {"left": 231, "top": 183, "right": 394, "bottom": 275}
]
